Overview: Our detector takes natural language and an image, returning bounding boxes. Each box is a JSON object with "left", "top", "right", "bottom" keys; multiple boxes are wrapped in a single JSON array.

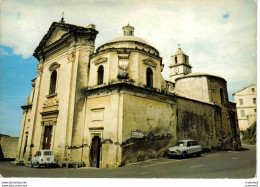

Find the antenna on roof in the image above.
[{"left": 60, "top": 12, "right": 65, "bottom": 23}]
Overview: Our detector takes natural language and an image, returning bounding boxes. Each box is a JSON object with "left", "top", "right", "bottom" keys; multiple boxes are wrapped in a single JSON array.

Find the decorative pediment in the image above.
[
  {"left": 93, "top": 57, "right": 108, "bottom": 65},
  {"left": 143, "top": 59, "right": 157, "bottom": 67},
  {"left": 49, "top": 62, "right": 61, "bottom": 71},
  {"left": 43, "top": 97, "right": 59, "bottom": 107},
  {"left": 46, "top": 27, "right": 68, "bottom": 46},
  {"left": 33, "top": 22, "right": 98, "bottom": 61},
  {"left": 41, "top": 96, "right": 59, "bottom": 118}
]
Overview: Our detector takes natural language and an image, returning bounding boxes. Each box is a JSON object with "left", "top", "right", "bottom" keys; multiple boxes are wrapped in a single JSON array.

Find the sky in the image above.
[{"left": 0, "top": 0, "right": 257, "bottom": 137}]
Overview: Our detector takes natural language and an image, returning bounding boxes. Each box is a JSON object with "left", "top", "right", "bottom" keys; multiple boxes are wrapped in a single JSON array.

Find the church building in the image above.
[{"left": 16, "top": 19, "right": 241, "bottom": 168}]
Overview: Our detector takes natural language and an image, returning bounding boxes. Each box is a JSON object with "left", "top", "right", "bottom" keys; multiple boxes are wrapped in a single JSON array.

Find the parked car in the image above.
[
  {"left": 166, "top": 140, "right": 202, "bottom": 158},
  {"left": 31, "top": 150, "right": 56, "bottom": 168}
]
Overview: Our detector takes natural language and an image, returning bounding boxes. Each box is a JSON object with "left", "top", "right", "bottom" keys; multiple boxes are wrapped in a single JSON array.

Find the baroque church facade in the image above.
[{"left": 16, "top": 19, "right": 241, "bottom": 168}]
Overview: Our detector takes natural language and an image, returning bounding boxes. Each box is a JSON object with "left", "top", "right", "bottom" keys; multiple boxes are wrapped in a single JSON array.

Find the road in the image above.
[{"left": 0, "top": 144, "right": 256, "bottom": 178}]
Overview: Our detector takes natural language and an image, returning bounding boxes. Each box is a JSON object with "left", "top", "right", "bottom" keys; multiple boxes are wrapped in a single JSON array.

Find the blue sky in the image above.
[
  {"left": 0, "top": 46, "right": 37, "bottom": 136},
  {"left": 0, "top": 0, "right": 257, "bottom": 136}
]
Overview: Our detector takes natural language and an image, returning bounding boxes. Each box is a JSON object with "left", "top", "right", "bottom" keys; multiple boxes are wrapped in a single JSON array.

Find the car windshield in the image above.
[{"left": 175, "top": 141, "right": 185, "bottom": 147}]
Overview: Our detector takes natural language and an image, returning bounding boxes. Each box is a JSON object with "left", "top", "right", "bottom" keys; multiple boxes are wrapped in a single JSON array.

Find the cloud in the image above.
[
  {"left": 0, "top": 48, "right": 11, "bottom": 56},
  {"left": 0, "top": 0, "right": 257, "bottom": 99}
]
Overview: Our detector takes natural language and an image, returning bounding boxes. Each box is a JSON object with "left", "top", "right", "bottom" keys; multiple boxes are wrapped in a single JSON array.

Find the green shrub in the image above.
[{"left": 241, "top": 121, "right": 256, "bottom": 145}]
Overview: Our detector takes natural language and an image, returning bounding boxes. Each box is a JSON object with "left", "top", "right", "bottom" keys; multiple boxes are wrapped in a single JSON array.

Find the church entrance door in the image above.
[
  {"left": 42, "top": 126, "right": 53, "bottom": 149},
  {"left": 90, "top": 136, "right": 101, "bottom": 168}
]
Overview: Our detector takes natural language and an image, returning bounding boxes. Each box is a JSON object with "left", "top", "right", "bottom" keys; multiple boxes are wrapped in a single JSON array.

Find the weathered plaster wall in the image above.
[
  {"left": 207, "top": 77, "right": 228, "bottom": 105},
  {"left": 136, "top": 52, "right": 162, "bottom": 90},
  {"left": 16, "top": 109, "right": 31, "bottom": 162},
  {"left": 175, "top": 76, "right": 209, "bottom": 103},
  {"left": 1, "top": 137, "right": 19, "bottom": 159},
  {"left": 31, "top": 53, "right": 70, "bottom": 159},
  {"left": 121, "top": 94, "right": 176, "bottom": 165},
  {"left": 176, "top": 97, "right": 240, "bottom": 151},
  {"left": 82, "top": 93, "right": 123, "bottom": 168},
  {"left": 70, "top": 45, "right": 96, "bottom": 162},
  {"left": 176, "top": 97, "right": 218, "bottom": 149},
  {"left": 88, "top": 52, "right": 111, "bottom": 87}
]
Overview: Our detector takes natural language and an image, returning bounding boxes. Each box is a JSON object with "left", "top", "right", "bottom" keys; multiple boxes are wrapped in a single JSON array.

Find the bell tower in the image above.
[{"left": 169, "top": 47, "right": 192, "bottom": 83}]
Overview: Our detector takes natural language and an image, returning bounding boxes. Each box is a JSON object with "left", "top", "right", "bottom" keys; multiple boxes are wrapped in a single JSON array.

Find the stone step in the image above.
[{"left": 10, "top": 161, "right": 24, "bottom": 166}]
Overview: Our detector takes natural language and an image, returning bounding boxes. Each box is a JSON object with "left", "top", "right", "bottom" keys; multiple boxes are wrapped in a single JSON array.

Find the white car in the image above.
[
  {"left": 31, "top": 150, "right": 56, "bottom": 168},
  {"left": 166, "top": 140, "right": 202, "bottom": 158}
]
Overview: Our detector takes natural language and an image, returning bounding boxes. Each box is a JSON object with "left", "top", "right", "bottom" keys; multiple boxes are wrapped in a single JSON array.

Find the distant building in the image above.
[
  {"left": 16, "top": 19, "right": 241, "bottom": 168},
  {"left": 233, "top": 84, "right": 257, "bottom": 130}
]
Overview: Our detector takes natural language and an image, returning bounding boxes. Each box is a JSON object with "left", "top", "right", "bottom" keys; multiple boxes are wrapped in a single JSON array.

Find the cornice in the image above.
[
  {"left": 83, "top": 82, "right": 176, "bottom": 103},
  {"left": 96, "top": 40, "right": 160, "bottom": 56},
  {"left": 90, "top": 48, "right": 163, "bottom": 64},
  {"left": 169, "top": 63, "right": 192, "bottom": 68},
  {"left": 21, "top": 104, "right": 32, "bottom": 110},
  {"left": 33, "top": 23, "right": 98, "bottom": 61}
]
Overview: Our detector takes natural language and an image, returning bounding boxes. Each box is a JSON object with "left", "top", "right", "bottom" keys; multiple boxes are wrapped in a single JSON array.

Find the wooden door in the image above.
[
  {"left": 42, "top": 126, "right": 53, "bottom": 149},
  {"left": 90, "top": 136, "right": 101, "bottom": 168}
]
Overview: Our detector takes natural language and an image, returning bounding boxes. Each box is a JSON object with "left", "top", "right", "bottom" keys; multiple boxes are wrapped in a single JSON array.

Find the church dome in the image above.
[
  {"left": 96, "top": 24, "right": 159, "bottom": 57},
  {"left": 107, "top": 35, "right": 150, "bottom": 46}
]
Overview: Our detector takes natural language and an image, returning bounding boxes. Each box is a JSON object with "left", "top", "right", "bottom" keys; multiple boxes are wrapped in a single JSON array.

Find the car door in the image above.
[
  {"left": 193, "top": 141, "right": 200, "bottom": 153},
  {"left": 32, "top": 151, "right": 40, "bottom": 165},
  {"left": 187, "top": 141, "right": 193, "bottom": 154}
]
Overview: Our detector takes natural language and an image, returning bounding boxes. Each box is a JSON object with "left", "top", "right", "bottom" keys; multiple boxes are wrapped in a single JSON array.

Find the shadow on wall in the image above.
[
  {"left": 121, "top": 133, "right": 175, "bottom": 166},
  {"left": 0, "top": 145, "right": 4, "bottom": 160}
]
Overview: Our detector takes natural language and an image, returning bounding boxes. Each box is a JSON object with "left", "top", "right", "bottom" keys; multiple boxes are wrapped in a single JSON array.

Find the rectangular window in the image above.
[
  {"left": 253, "top": 98, "right": 256, "bottom": 104},
  {"left": 239, "top": 99, "right": 243, "bottom": 105},
  {"left": 254, "top": 109, "right": 257, "bottom": 113},
  {"left": 175, "top": 56, "right": 178, "bottom": 64},
  {"left": 44, "top": 151, "right": 53, "bottom": 155},
  {"left": 241, "top": 110, "right": 245, "bottom": 117},
  {"left": 252, "top": 88, "right": 255, "bottom": 93}
]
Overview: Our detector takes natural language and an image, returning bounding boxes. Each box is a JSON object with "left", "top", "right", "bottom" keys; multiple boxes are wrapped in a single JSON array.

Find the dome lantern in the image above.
[{"left": 122, "top": 24, "right": 134, "bottom": 36}]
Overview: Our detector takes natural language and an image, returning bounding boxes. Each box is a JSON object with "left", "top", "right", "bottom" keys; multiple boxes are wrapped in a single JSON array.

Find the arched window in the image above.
[
  {"left": 146, "top": 67, "right": 153, "bottom": 87},
  {"left": 97, "top": 65, "right": 104, "bottom": 85},
  {"left": 49, "top": 70, "right": 57, "bottom": 95},
  {"left": 220, "top": 88, "right": 224, "bottom": 104}
]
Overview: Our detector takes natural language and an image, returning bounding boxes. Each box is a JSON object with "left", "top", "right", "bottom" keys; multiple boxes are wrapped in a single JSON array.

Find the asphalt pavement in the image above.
[{"left": 0, "top": 144, "right": 256, "bottom": 178}]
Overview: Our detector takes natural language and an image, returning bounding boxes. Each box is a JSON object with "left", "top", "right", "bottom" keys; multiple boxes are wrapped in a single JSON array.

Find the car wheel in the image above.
[
  {"left": 197, "top": 152, "right": 201, "bottom": 157},
  {"left": 182, "top": 152, "right": 187, "bottom": 159},
  {"left": 31, "top": 162, "right": 33, "bottom": 168}
]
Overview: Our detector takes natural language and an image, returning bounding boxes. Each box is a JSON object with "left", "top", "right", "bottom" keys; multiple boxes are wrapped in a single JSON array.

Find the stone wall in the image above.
[
  {"left": 0, "top": 136, "right": 19, "bottom": 160},
  {"left": 176, "top": 97, "right": 218, "bottom": 149},
  {"left": 121, "top": 93, "right": 176, "bottom": 165},
  {"left": 120, "top": 90, "right": 241, "bottom": 165},
  {"left": 176, "top": 97, "right": 240, "bottom": 151}
]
